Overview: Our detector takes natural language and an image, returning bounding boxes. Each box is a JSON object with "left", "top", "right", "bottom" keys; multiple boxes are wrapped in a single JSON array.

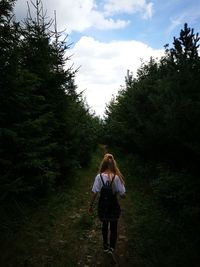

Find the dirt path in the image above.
[
  {"left": 1, "top": 147, "right": 133, "bottom": 267},
  {"left": 89, "top": 214, "right": 131, "bottom": 266},
  {"left": 68, "top": 198, "right": 130, "bottom": 267}
]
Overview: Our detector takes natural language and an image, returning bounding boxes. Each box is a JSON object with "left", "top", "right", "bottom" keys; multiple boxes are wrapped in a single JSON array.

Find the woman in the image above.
[{"left": 89, "top": 153, "right": 126, "bottom": 254}]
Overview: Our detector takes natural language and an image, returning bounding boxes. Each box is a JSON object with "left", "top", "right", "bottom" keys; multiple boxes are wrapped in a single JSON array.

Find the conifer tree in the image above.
[
  {"left": 105, "top": 24, "right": 200, "bottom": 163},
  {"left": 0, "top": 0, "right": 99, "bottom": 200},
  {"left": 0, "top": 0, "right": 24, "bottom": 200}
]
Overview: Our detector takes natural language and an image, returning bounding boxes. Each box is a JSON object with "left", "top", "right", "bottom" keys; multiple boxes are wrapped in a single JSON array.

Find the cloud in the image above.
[
  {"left": 71, "top": 36, "right": 164, "bottom": 116},
  {"left": 142, "top": 2, "right": 153, "bottom": 19},
  {"left": 168, "top": 15, "right": 184, "bottom": 34},
  {"left": 14, "top": 0, "right": 129, "bottom": 33},
  {"left": 89, "top": 10, "right": 130, "bottom": 30},
  {"left": 14, "top": 0, "right": 154, "bottom": 33},
  {"left": 104, "top": 0, "right": 153, "bottom": 19},
  {"left": 167, "top": 6, "right": 200, "bottom": 34}
]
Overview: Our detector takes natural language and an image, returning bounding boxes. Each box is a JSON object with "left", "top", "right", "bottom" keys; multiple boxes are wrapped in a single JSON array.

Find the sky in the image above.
[{"left": 14, "top": 0, "right": 200, "bottom": 117}]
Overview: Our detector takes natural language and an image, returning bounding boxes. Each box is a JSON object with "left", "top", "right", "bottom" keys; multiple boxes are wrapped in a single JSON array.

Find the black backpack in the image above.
[
  {"left": 98, "top": 174, "right": 121, "bottom": 221},
  {"left": 100, "top": 174, "right": 115, "bottom": 199},
  {"left": 98, "top": 174, "right": 116, "bottom": 207}
]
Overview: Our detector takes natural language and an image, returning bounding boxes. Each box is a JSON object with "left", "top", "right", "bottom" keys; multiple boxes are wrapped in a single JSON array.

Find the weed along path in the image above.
[{"left": 1, "top": 147, "right": 133, "bottom": 267}]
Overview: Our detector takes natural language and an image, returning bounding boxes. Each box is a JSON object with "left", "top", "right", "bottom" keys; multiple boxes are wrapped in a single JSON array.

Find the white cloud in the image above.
[
  {"left": 14, "top": 0, "right": 154, "bottom": 33},
  {"left": 168, "top": 15, "right": 184, "bottom": 34},
  {"left": 142, "top": 2, "right": 153, "bottom": 19},
  {"left": 167, "top": 7, "right": 200, "bottom": 34},
  {"left": 71, "top": 36, "right": 164, "bottom": 117},
  {"left": 14, "top": 0, "right": 129, "bottom": 33},
  {"left": 104, "top": 0, "right": 153, "bottom": 19},
  {"left": 89, "top": 10, "right": 130, "bottom": 30}
]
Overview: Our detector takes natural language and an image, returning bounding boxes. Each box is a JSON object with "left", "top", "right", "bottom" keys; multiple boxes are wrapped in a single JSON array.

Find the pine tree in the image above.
[
  {"left": 0, "top": 0, "right": 100, "bottom": 202},
  {"left": 168, "top": 23, "right": 199, "bottom": 70},
  {"left": 105, "top": 24, "right": 200, "bottom": 163},
  {"left": 0, "top": 0, "right": 25, "bottom": 200}
]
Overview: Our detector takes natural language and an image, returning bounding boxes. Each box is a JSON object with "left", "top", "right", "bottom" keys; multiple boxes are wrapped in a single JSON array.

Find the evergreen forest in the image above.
[{"left": 0, "top": 1, "right": 200, "bottom": 266}]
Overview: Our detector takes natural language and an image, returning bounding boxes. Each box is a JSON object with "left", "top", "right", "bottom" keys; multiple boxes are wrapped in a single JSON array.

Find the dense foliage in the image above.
[
  {"left": 104, "top": 24, "right": 200, "bottom": 266},
  {"left": 105, "top": 23, "right": 200, "bottom": 166},
  {"left": 0, "top": 0, "right": 100, "bottom": 203}
]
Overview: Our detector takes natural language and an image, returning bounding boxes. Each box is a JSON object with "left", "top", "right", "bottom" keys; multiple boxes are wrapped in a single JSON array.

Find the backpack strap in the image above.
[
  {"left": 100, "top": 174, "right": 105, "bottom": 186},
  {"left": 110, "top": 174, "right": 116, "bottom": 185},
  {"left": 100, "top": 173, "right": 115, "bottom": 186}
]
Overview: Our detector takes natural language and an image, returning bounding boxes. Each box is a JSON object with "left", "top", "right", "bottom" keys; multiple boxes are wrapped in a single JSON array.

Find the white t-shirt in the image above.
[{"left": 92, "top": 173, "right": 126, "bottom": 196}]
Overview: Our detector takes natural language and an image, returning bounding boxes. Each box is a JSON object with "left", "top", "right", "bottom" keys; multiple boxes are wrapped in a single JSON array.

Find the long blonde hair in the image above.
[{"left": 99, "top": 153, "right": 125, "bottom": 184}]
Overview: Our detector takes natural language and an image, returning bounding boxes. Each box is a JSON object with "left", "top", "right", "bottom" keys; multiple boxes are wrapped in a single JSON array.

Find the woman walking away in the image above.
[{"left": 89, "top": 153, "right": 126, "bottom": 255}]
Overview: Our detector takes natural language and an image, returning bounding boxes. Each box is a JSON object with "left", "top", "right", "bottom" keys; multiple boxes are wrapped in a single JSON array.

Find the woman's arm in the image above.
[{"left": 88, "top": 192, "right": 98, "bottom": 214}]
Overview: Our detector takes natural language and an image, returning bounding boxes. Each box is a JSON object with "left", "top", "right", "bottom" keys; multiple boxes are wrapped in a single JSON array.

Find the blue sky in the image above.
[
  {"left": 68, "top": 0, "right": 200, "bottom": 48},
  {"left": 14, "top": 0, "right": 200, "bottom": 117}
]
